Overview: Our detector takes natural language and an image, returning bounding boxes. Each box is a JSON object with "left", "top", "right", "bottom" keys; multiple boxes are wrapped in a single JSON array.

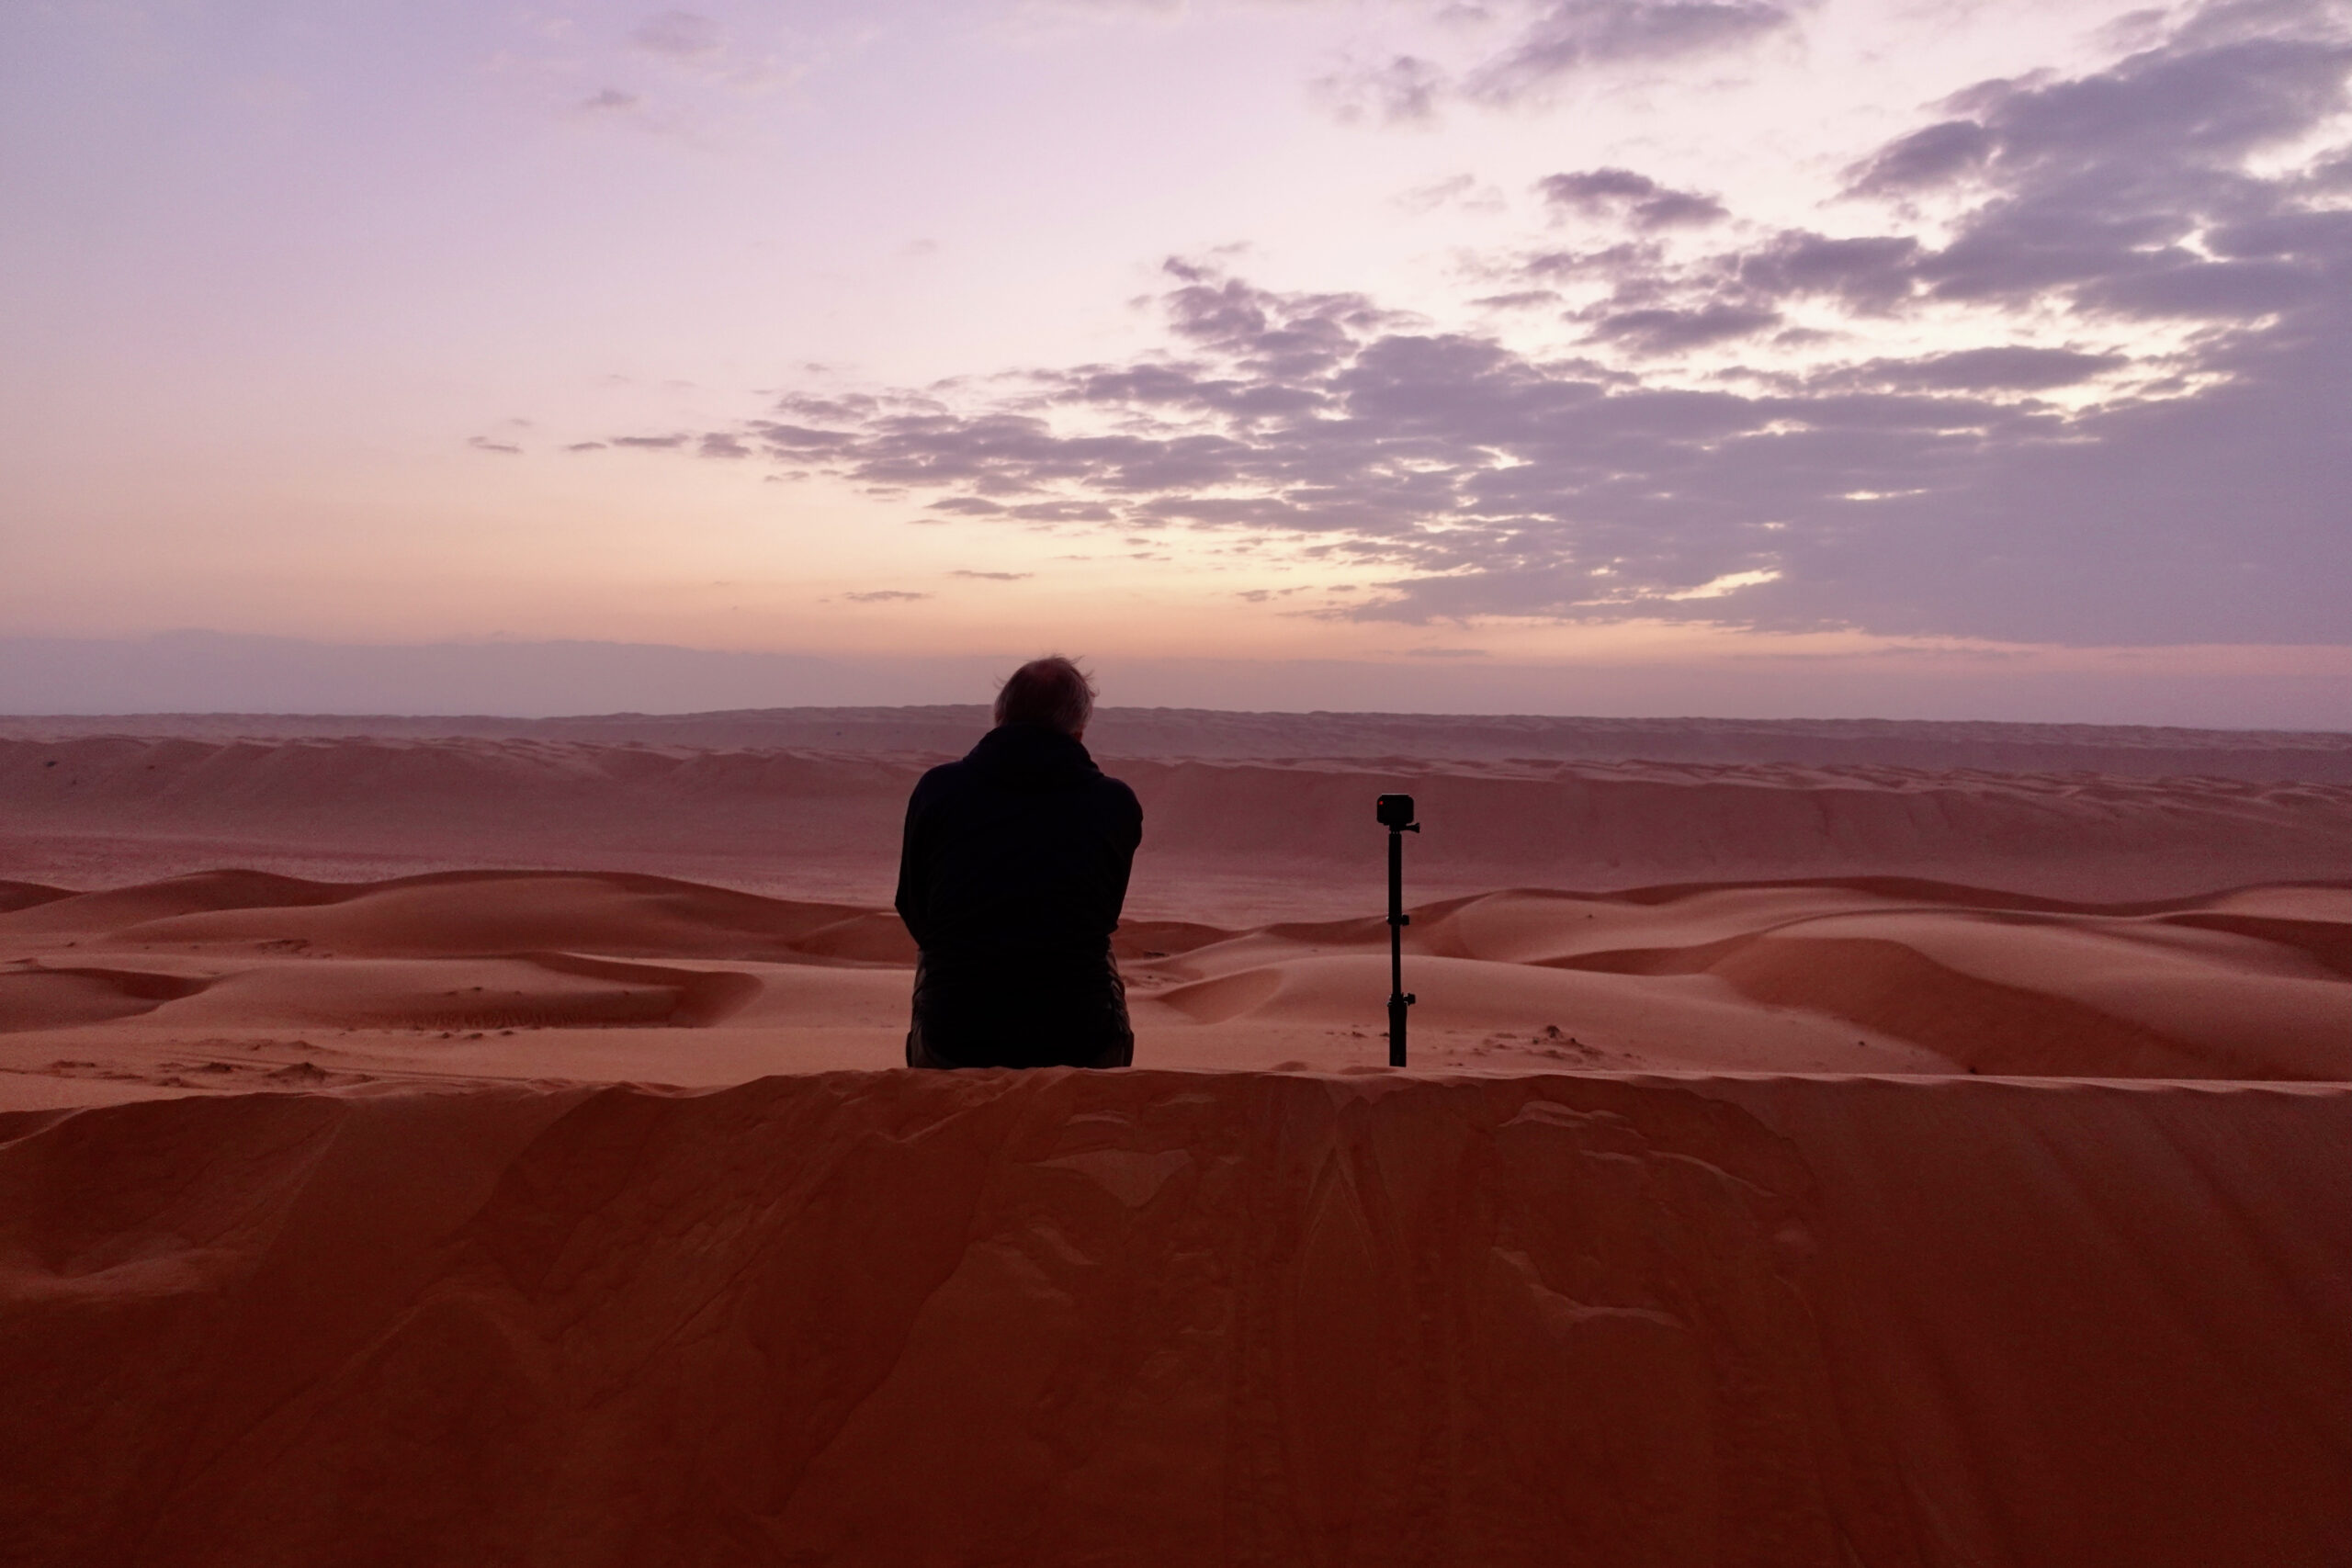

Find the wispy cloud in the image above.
[
  {"left": 631, "top": 11, "right": 724, "bottom": 59},
  {"left": 1465, "top": 0, "right": 1801, "bottom": 103},
  {"left": 1536, "top": 168, "right": 1725, "bottom": 230},
  {"left": 1319, "top": 0, "right": 1806, "bottom": 121}
]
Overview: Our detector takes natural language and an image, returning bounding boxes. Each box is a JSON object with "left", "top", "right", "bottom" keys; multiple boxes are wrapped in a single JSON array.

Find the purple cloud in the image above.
[
  {"left": 1584, "top": 302, "right": 1781, "bottom": 352},
  {"left": 612, "top": 4, "right": 2351, "bottom": 646},
  {"left": 1818, "top": 347, "right": 2127, "bottom": 392},
  {"left": 1538, "top": 168, "right": 1728, "bottom": 229},
  {"left": 1469, "top": 1, "right": 1800, "bottom": 102},
  {"left": 631, "top": 11, "right": 722, "bottom": 58},
  {"left": 1319, "top": 0, "right": 1803, "bottom": 122}
]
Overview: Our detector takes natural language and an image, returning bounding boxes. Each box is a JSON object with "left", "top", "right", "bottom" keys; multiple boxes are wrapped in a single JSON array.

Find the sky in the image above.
[{"left": 2, "top": 0, "right": 2347, "bottom": 721}]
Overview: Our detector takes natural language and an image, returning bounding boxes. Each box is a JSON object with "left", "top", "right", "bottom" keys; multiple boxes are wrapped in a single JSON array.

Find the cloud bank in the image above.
[{"left": 614, "top": 2, "right": 2349, "bottom": 646}]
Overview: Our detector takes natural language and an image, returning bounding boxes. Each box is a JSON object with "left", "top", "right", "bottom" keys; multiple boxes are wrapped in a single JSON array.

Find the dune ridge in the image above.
[
  {"left": 0, "top": 1069, "right": 2341, "bottom": 1567},
  {"left": 2, "top": 869, "right": 2342, "bottom": 1095},
  {"left": 6, "top": 734, "right": 2344, "bottom": 910},
  {"left": 9, "top": 707, "right": 2349, "bottom": 780},
  {"left": 2, "top": 709, "right": 2343, "bottom": 1563}
]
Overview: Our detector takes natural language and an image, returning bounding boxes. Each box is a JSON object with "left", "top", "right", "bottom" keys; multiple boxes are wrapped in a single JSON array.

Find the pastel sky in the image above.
[{"left": 3, "top": 0, "right": 2347, "bottom": 720}]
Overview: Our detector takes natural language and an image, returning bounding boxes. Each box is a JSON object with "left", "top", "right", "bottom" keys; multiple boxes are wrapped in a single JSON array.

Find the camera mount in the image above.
[{"left": 1375, "top": 794, "right": 1419, "bottom": 1066}]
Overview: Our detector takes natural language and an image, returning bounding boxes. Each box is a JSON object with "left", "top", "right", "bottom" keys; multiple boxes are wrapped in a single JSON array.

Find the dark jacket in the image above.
[{"left": 894, "top": 724, "right": 1143, "bottom": 1066}]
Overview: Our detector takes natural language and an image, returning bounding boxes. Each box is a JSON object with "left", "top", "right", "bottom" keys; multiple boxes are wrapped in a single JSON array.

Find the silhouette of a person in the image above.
[{"left": 896, "top": 657, "right": 1142, "bottom": 1068}]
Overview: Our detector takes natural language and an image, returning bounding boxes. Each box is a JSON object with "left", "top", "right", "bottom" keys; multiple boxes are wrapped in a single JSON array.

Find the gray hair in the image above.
[{"left": 993, "top": 655, "right": 1095, "bottom": 735}]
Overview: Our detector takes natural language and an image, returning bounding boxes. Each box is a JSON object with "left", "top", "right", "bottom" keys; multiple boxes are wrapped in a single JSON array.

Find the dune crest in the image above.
[
  {"left": 0, "top": 1070, "right": 2341, "bottom": 1567},
  {"left": 1, "top": 870, "right": 2342, "bottom": 1096},
  {"left": 6, "top": 732, "right": 2344, "bottom": 910},
  {"left": 10, "top": 706, "right": 2348, "bottom": 780}
]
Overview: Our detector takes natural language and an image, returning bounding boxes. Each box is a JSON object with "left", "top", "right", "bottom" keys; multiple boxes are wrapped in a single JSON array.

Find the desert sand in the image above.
[
  {"left": 0, "top": 709, "right": 2346, "bottom": 1564},
  {"left": 0, "top": 868, "right": 2345, "bottom": 1101}
]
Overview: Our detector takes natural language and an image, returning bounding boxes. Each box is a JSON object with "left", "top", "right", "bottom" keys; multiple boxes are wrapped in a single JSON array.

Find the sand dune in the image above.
[
  {"left": 5, "top": 732, "right": 2345, "bottom": 914},
  {"left": 2, "top": 710, "right": 2344, "bottom": 1563},
  {"left": 0, "top": 1070, "right": 2340, "bottom": 1566},
  {"left": 2, "top": 868, "right": 2341, "bottom": 1101},
  {"left": 12, "top": 705, "right": 2349, "bottom": 779}
]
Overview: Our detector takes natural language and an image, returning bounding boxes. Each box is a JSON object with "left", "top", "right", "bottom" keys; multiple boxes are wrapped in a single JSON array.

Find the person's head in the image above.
[{"left": 993, "top": 655, "right": 1095, "bottom": 738}]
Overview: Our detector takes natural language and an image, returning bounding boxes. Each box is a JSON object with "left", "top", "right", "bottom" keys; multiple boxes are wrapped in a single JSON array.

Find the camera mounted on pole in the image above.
[{"left": 1376, "top": 794, "right": 1419, "bottom": 1066}]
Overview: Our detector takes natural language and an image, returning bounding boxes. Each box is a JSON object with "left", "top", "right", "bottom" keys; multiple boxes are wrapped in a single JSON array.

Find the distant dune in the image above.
[
  {"left": 3, "top": 708, "right": 2346, "bottom": 1566},
  {"left": 3, "top": 727, "right": 2345, "bottom": 915},
  {"left": 3, "top": 709, "right": 2343, "bottom": 1097},
  {"left": 8, "top": 705, "right": 2350, "bottom": 778}
]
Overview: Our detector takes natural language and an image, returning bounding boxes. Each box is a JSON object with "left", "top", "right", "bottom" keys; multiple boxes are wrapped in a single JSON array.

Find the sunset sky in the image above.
[{"left": 4, "top": 0, "right": 2346, "bottom": 721}]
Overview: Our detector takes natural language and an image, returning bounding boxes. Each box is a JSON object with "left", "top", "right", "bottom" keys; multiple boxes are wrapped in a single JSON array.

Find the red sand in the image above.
[
  {"left": 0, "top": 1070, "right": 2343, "bottom": 1566},
  {"left": 1, "top": 712, "right": 2345, "bottom": 1563},
  {"left": 5, "top": 729, "right": 2346, "bottom": 915},
  {"left": 1, "top": 869, "right": 2343, "bottom": 1099},
  {"left": 10, "top": 706, "right": 2348, "bottom": 781}
]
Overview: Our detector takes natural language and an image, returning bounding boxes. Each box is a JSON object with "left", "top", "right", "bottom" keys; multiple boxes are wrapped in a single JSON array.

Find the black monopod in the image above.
[{"left": 1375, "top": 793, "right": 1419, "bottom": 1066}]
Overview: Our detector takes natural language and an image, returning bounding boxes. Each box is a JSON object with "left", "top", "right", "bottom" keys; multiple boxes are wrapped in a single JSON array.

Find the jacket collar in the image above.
[{"left": 967, "top": 723, "right": 1099, "bottom": 784}]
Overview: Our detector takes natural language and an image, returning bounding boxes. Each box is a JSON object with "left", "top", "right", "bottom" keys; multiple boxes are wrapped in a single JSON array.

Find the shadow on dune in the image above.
[{"left": 4, "top": 868, "right": 2345, "bottom": 1076}]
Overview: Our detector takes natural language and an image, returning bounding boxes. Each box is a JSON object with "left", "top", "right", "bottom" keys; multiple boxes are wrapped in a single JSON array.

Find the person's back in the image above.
[{"left": 895, "top": 657, "right": 1142, "bottom": 1067}]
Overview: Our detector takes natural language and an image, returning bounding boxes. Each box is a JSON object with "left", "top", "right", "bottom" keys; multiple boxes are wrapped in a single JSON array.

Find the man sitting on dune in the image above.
[{"left": 895, "top": 656, "right": 1143, "bottom": 1068}]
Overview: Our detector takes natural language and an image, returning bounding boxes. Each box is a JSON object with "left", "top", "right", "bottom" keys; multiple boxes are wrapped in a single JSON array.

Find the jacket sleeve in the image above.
[
  {"left": 894, "top": 779, "right": 933, "bottom": 950},
  {"left": 1102, "top": 782, "right": 1143, "bottom": 931}
]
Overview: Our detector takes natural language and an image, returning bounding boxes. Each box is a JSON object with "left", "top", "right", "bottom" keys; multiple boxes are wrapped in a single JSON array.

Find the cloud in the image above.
[
  {"left": 1396, "top": 174, "right": 1510, "bottom": 215},
  {"left": 631, "top": 11, "right": 723, "bottom": 57},
  {"left": 842, "top": 590, "right": 932, "bottom": 603},
  {"left": 1466, "top": 0, "right": 1801, "bottom": 103},
  {"left": 1316, "top": 0, "right": 1802, "bottom": 123},
  {"left": 1844, "top": 119, "right": 1995, "bottom": 196},
  {"left": 1731, "top": 231, "right": 1921, "bottom": 310},
  {"left": 467, "top": 435, "right": 523, "bottom": 455},
  {"left": 1536, "top": 167, "right": 1727, "bottom": 228},
  {"left": 580, "top": 87, "right": 640, "bottom": 112},
  {"left": 1839, "top": 10, "right": 2352, "bottom": 317},
  {"left": 1315, "top": 54, "right": 1448, "bottom": 124},
  {"left": 1817, "top": 346, "right": 2128, "bottom": 391},
  {"left": 950, "top": 570, "right": 1033, "bottom": 580},
  {"left": 620, "top": 3, "right": 2352, "bottom": 647},
  {"left": 1584, "top": 301, "right": 1780, "bottom": 351}
]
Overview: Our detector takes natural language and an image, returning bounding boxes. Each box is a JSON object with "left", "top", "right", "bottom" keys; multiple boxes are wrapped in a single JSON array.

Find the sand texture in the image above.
[
  {"left": 4, "top": 729, "right": 2346, "bottom": 914},
  {"left": 0, "top": 1070, "right": 2343, "bottom": 1567},
  {"left": 9, "top": 707, "right": 2350, "bottom": 780},
  {"left": 1, "top": 710, "right": 2345, "bottom": 1563},
  {"left": 1, "top": 869, "right": 2345, "bottom": 1100}
]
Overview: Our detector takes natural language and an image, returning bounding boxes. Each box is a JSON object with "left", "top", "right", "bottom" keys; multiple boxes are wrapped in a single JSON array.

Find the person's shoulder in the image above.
[
  {"left": 1092, "top": 771, "right": 1142, "bottom": 818},
  {"left": 910, "top": 758, "right": 972, "bottom": 803}
]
